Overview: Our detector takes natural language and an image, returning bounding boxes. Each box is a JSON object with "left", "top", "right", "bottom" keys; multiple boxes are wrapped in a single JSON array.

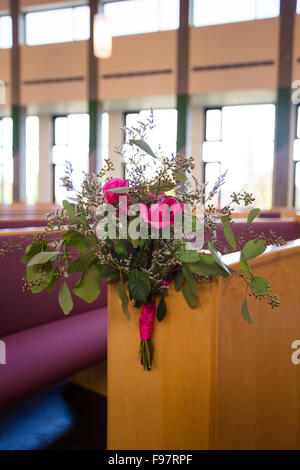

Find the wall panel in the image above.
[{"left": 190, "top": 19, "right": 279, "bottom": 95}]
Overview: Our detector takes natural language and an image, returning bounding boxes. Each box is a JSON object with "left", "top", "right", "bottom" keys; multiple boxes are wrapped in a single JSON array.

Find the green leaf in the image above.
[
  {"left": 174, "top": 171, "right": 187, "bottom": 182},
  {"left": 182, "top": 265, "right": 197, "bottom": 295},
  {"left": 62, "top": 231, "right": 83, "bottom": 247},
  {"left": 116, "top": 280, "right": 130, "bottom": 320},
  {"left": 250, "top": 276, "right": 270, "bottom": 295},
  {"left": 62, "top": 231, "right": 87, "bottom": 252},
  {"left": 239, "top": 252, "right": 253, "bottom": 277},
  {"left": 105, "top": 273, "right": 121, "bottom": 284},
  {"left": 221, "top": 214, "right": 230, "bottom": 224},
  {"left": 95, "top": 264, "right": 119, "bottom": 280},
  {"left": 207, "top": 241, "right": 231, "bottom": 276},
  {"left": 128, "top": 269, "right": 151, "bottom": 303},
  {"left": 62, "top": 200, "right": 87, "bottom": 226},
  {"left": 46, "top": 268, "right": 60, "bottom": 293},
  {"left": 68, "top": 252, "right": 95, "bottom": 274},
  {"left": 241, "top": 299, "right": 252, "bottom": 324},
  {"left": 223, "top": 223, "right": 236, "bottom": 250},
  {"left": 73, "top": 268, "right": 101, "bottom": 303},
  {"left": 21, "top": 240, "right": 46, "bottom": 264},
  {"left": 174, "top": 270, "right": 185, "bottom": 291},
  {"left": 247, "top": 208, "right": 260, "bottom": 223},
  {"left": 177, "top": 251, "right": 199, "bottom": 263},
  {"left": 187, "top": 255, "right": 226, "bottom": 276},
  {"left": 58, "top": 281, "right": 73, "bottom": 315},
  {"left": 114, "top": 239, "right": 130, "bottom": 256},
  {"left": 77, "top": 240, "right": 87, "bottom": 253},
  {"left": 130, "top": 139, "right": 157, "bottom": 158},
  {"left": 241, "top": 239, "right": 267, "bottom": 261},
  {"left": 26, "top": 262, "right": 53, "bottom": 293},
  {"left": 106, "top": 186, "right": 130, "bottom": 194},
  {"left": 63, "top": 200, "right": 76, "bottom": 220},
  {"left": 27, "top": 251, "right": 59, "bottom": 266},
  {"left": 149, "top": 181, "right": 176, "bottom": 195},
  {"left": 182, "top": 283, "right": 197, "bottom": 308},
  {"left": 157, "top": 294, "right": 167, "bottom": 321}
]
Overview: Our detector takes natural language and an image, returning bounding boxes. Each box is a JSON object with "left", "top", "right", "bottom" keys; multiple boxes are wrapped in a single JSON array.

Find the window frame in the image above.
[
  {"left": 24, "top": 4, "right": 90, "bottom": 46},
  {"left": 52, "top": 114, "right": 67, "bottom": 202},
  {"left": 192, "top": 0, "right": 280, "bottom": 27},
  {"left": 0, "top": 14, "right": 13, "bottom": 49},
  {"left": 202, "top": 107, "right": 223, "bottom": 177},
  {"left": 103, "top": 0, "right": 180, "bottom": 37},
  {"left": 202, "top": 106, "right": 224, "bottom": 208},
  {"left": 0, "top": 116, "right": 13, "bottom": 203},
  {"left": 293, "top": 104, "right": 300, "bottom": 208}
]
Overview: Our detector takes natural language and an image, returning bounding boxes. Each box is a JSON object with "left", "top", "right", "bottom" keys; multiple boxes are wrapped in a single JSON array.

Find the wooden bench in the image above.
[{"left": 107, "top": 241, "right": 300, "bottom": 449}]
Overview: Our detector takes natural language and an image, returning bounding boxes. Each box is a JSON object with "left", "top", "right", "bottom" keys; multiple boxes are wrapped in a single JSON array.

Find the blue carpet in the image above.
[{"left": 0, "top": 382, "right": 106, "bottom": 450}]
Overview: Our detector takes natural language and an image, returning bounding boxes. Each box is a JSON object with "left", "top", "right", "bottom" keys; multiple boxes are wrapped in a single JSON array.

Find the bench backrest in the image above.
[
  {"left": 0, "top": 231, "right": 107, "bottom": 338},
  {"left": 215, "top": 219, "right": 300, "bottom": 253}
]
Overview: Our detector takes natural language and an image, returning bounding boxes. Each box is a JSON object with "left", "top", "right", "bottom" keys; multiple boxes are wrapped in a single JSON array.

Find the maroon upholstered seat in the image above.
[
  {"left": 0, "top": 308, "right": 107, "bottom": 410},
  {"left": 0, "top": 232, "right": 107, "bottom": 337},
  {"left": 0, "top": 231, "right": 107, "bottom": 409}
]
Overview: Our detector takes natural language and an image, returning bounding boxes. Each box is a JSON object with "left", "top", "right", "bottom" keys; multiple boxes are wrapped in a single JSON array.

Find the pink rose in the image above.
[
  {"left": 102, "top": 178, "right": 129, "bottom": 204},
  {"left": 140, "top": 197, "right": 184, "bottom": 229}
]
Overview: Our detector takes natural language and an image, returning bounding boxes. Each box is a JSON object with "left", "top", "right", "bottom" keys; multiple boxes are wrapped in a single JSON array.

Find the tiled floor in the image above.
[{"left": 0, "top": 382, "right": 107, "bottom": 450}]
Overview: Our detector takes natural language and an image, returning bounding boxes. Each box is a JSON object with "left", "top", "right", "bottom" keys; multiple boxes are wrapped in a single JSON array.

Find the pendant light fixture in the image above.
[{"left": 93, "top": 1, "right": 112, "bottom": 59}]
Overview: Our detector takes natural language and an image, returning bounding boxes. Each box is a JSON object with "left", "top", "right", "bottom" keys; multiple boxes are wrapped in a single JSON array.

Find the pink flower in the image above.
[
  {"left": 140, "top": 197, "right": 184, "bottom": 229},
  {"left": 102, "top": 178, "right": 129, "bottom": 204}
]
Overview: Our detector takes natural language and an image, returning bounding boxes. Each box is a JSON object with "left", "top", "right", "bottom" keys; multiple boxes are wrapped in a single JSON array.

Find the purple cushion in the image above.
[
  {"left": 258, "top": 211, "right": 281, "bottom": 218},
  {"left": 0, "top": 220, "right": 46, "bottom": 229},
  {"left": 0, "top": 307, "right": 107, "bottom": 410},
  {"left": 0, "top": 232, "right": 107, "bottom": 337}
]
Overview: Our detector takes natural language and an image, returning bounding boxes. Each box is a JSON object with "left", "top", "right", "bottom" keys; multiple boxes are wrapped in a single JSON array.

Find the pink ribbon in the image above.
[
  {"left": 139, "top": 281, "right": 171, "bottom": 341},
  {"left": 139, "top": 302, "right": 156, "bottom": 341},
  {"left": 161, "top": 280, "right": 170, "bottom": 289}
]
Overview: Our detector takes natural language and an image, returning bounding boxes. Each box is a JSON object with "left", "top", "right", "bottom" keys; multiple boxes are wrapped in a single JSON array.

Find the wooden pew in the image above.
[
  {"left": 0, "top": 203, "right": 57, "bottom": 218},
  {"left": 0, "top": 203, "right": 59, "bottom": 229},
  {"left": 0, "top": 228, "right": 108, "bottom": 411},
  {"left": 107, "top": 241, "right": 300, "bottom": 449},
  {"left": 232, "top": 207, "right": 298, "bottom": 219}
]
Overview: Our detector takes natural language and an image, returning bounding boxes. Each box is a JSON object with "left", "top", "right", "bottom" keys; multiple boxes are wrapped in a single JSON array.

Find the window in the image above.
[
  {"left": 25, "top": 6, "right": 90, "bottom": 46},
  {"left": 124, "top": 109, "right": 177, "bottom": 179},
  {"left": 293, "top": 106, "right": 300, "bottom": 207},
  {"left": 297, "top": 0, "right": 300, "bottom": 14},
  {"left": 102, "top": 112, "right": 109, "bottom": 161},
  {"left": 203, "top": 104, "right": 275, "bottom": 209},
  {"left": 203, "top": 108, "right": 223, "bottom": 206},
  {"left": 52, "top": 112, "right": 109, "bottom": 204},
  {"left": 104, "top": 0, "right": 179, "bottom": 37},
  {"left": 193, "top": 0, "right": 280, "bottom": 27},
  {"left": 0, "top": 117, "right": 13, "bottom": 203},
  {"left": 0, "top": 15, "right": 12, "bottom": 49},
  {"left": 26, "top": 116, "right": 39, "bottom": 204}
]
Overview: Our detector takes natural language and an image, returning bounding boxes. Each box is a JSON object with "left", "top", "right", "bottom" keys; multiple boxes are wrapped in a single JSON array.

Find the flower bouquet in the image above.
[{"left": 21, "top": 114, "right": 282, "bottom": 370}]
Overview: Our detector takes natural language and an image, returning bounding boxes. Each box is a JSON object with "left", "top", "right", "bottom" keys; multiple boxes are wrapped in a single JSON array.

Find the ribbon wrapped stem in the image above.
[{"left": 139, "top": 302, "right": 156, "bottom": 370}]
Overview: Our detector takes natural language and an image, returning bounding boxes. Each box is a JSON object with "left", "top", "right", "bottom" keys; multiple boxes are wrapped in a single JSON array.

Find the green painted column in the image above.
[
  {"left": 273, "top": 0, "right": 296, "bottom": 207},
  {"left": 176, "top": 0, "right": 190, "bottom": 155},
  {"left": 88, "top": 0, "right": 102, "bottom": 174},
  {"left": 177, "top": 94, "right": 189, "bottom": 154},
  {"left": 88, "top": 98, "right": 101, "bottom": 174},
  {"left": 10, "top": 0, "right": 26, "bottom": 202}
]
